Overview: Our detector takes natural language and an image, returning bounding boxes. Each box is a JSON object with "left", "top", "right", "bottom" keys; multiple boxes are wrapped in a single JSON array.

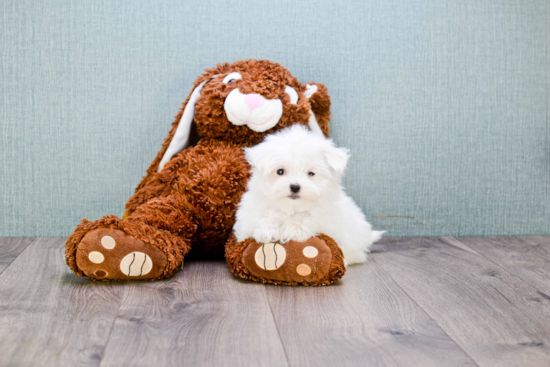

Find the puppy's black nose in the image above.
[{"left": 290, "top": 184, "right": 300, "bottom": 193}]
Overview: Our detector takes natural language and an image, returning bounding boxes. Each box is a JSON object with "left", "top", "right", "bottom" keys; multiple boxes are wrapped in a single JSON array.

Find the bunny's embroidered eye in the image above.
[
  {"left": 285, "top": 86, "right": 298, "bottom": 104},
  {"left": 277, "top": 169, "right": 285, "bottom": 175},
  {"left": 308, "top": 172, "right": 315, "bottom": 176},
  {"left": 223, "top": 72, "right": 242, "bottom": 84}
]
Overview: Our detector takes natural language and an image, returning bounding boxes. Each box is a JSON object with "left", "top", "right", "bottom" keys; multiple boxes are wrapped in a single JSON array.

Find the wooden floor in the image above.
[{"left": 1, "top": 236, "right": 550, "bottom": 366}]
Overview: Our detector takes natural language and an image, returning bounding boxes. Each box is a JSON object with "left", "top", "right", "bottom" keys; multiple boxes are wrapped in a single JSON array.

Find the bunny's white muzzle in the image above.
[{"left": 224, "top": 89, "right": 283, "bottom": 132}]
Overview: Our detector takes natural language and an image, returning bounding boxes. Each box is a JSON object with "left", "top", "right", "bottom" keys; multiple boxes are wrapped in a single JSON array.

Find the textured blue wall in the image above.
[{"left": 1, "top": 0, "right": 548, "bottom": 236}]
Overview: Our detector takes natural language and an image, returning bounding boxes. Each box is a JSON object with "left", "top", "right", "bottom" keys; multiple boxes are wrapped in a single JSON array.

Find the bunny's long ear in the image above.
[
  {"left": 132, "top": 76, "right": 214, "bottom": 193},
  {"left": 157, "top": 78, "right": 210, "bottom": 172},
  {"left": 304, "top": 82, "right": 331, "bottom": 137}
]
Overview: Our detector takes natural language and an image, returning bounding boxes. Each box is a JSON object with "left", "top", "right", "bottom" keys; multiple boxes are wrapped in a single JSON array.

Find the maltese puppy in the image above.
[{"left": 233, "top": 125, "right": 384, "bottom": 265}]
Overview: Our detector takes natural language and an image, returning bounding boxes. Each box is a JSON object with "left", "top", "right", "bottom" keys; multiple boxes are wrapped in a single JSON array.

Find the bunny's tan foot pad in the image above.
[
  {"left": 226, "top": 234, "right": 346, "bottom": 286},
  {"left": 75, "top": 228, "right": 168, "bottom": 280}
]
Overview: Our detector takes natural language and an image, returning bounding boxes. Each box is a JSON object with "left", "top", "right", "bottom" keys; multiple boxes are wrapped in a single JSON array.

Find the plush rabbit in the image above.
[{"left": 65, "top": 59, "right": 345, "bottom": 285}]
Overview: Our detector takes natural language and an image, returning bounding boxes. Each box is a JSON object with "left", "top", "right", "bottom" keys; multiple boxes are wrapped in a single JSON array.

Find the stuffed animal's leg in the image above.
[
  {"left": 225, "top": 234, "right": 346, "bottom": 286},
  {"left": 65, "top": 195, "right": 196, "bottom": 281},
  {"left": 123, "top": 167, "right": 179, "bottom": 219}
]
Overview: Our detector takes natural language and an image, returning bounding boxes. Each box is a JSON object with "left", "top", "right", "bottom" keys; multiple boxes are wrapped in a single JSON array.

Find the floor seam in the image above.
[
  {"left": 263, "top": 285, "right": 292, "bottom": 367},
  {"left": 0, "top": 237, "right": 38, "bottom": 278},
  {"left": 97, "top": 295, "right": 124, "bottom": 367},
  {"left": 370, "top": 252, "right": 482, "bottom": 367}
]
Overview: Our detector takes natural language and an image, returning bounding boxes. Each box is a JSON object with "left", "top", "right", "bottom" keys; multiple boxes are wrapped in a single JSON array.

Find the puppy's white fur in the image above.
[{"left": 234, "top": 125, "right": 384, "bottom": 265}]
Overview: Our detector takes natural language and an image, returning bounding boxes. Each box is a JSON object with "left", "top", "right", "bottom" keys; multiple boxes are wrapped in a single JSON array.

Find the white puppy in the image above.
[{"left": 233, "top": 125, "right": 384, "bottom": 265}]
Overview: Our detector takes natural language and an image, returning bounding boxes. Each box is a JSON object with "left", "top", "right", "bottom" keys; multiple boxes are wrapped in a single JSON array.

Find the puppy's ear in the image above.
[
  {"left": 244, "top": 143, "right": 271, "bottom": 174},
  {"left": 325, "top": 145, "right": 350, "bottom": 176},
  {"left": 303, "top": 82, "right": 330, "bottom": 137}
]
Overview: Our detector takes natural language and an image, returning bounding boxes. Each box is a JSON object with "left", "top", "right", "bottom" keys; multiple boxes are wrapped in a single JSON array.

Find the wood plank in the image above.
[
  {"left": 372, "top": 237, "right": 550, "bottom": 367},
  {"left": 516, "top": 236, "right": 550, "bottom": 254},
  {"left": 265, "top": 258, "right": 477, "bottom": 367},
  {"left": 441, "top": 236, "right": 550, "bottom": 296},
  {"left": 0, "top": 238, "right": 124, "bottom": 367},
  {"left": 0, "top": 237, "right": 34, "bottom": 275},
  {"left": 100, "top": 261, "right": 289, "bottom": 367}
]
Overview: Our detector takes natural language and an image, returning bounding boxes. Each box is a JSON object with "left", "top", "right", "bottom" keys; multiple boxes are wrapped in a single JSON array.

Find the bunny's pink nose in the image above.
[{"left": 244, "top": 94, "right": 266, "bottom": 110}]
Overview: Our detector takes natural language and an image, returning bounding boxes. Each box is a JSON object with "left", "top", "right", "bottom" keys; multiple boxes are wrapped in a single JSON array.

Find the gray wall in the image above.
[{"left": 1, "top": 0, "right": 548, "bottom": 237}]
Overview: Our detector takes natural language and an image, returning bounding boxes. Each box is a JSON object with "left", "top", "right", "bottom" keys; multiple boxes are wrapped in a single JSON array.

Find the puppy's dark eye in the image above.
[
  {"left": 308, "top": 172, "right": 315, "bottom": 176},
  {"left": 277, "top": 169, "right": 285, "bottom": 175},
  {"left": 228, "top": 79, "right": 236, "bottom": 83}
]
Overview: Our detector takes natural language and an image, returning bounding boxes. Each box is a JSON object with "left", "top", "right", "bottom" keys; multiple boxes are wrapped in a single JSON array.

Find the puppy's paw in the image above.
[
  {"left": 279, "top": 224, "right": 315, "bottom": 243},
  {"left": 253, "top": 227, "right": 279, "bottom": 244}
]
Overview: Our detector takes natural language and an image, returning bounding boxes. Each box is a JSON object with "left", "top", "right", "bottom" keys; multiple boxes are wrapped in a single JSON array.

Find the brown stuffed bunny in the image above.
[{"left": 65, "top": 59, "right": 346, "bottom": 285}]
